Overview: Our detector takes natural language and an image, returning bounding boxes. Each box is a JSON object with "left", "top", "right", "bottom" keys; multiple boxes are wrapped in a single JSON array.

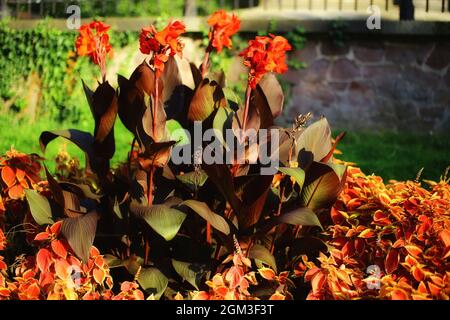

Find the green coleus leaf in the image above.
[
  {"left": 248, "top": 244, "right": 277, "bottom": 273},
  {"left": 24, "top": 189, "right": 54, "bottom": 226},
  {"left": 137, "top": 267, "right": 168, "bottom": 300},
  {"left": 61, "top": 211, "right": 99, "bottom": 262},
  {"left": 179, "top": 200, "right": 230, "bottom": 235},
  {"left": 278, "top": 167, "right": 306, "bottom": 190},
  {"left": 301, "top": 162, "right": 347, "bottom": 211},
  {"left": 130, "top": 202, "right": 186, "bottom": 241},
  {"left": 278, "top": 207, "right": 323, "bottom": 230}
]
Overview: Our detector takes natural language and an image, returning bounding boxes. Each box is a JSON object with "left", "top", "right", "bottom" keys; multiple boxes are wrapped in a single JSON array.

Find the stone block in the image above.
[{"left": 330, "top": 59, "right": 361, "bottom": 81}]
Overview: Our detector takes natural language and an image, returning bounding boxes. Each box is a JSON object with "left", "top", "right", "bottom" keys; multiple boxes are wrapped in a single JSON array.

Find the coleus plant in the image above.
[{"left": 27, "top": 12, "right": 347, "bottom": 299}]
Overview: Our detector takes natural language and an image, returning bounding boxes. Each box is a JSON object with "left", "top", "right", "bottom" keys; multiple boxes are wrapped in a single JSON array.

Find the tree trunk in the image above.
[
  {"left": 184, "top": 0, "right": 197, "bottom": 17},
  {"left": 399, "top": 0, "right": 415, "bottom": 20}
]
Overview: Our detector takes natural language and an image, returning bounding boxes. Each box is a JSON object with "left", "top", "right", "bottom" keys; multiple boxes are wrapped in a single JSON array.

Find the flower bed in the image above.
[{"left": 0, "top": 11, "right": 448, "bottom": 300}]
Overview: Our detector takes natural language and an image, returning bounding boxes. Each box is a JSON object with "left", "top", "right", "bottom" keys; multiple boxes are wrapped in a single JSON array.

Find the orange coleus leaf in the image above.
[
  {"left": 90, "top": 246, "right": 100, "bottom": 258},
  {"left": 391, "top": 288, "right": 408, "bottom": 300},
  {"left": 15, "top": 168, "right": 26, "bottom": 181},
  {"left": 411, "top": 266, "right": 425, "bottom": 282},
  {"left": 269, "top": 292, "right": 285, "bottom": 300},
  {"left": 358, "top": 228, "right": 376, "bottom": 239},
  {"left": 26, "top": 283, "right": 41, "bottom": 300},
  {"left": 310, "top": 271, "right": 326, "bottom": 293},
  {"left": 34, "top": 232, "right": 50, "bottom": 241},
  {"left": 427, "top": 281, "right": 441, "bottom": 297},
  {"left": 55, "top": 259, "right": 71, "bottom": 280},
  {"left": 94, "top": 255, "right": 104, "bottom": 268},
  {"left": 385, "top": 249, "right": 400, "bottom": 274},
  {"left": 51, "top": 239, "right": 67, "bottom": 259},
  {"left": 1, "top": 166, "right": 16, "bottom": 187},
  {"left": 404, "top": 245, "right": 422, "bottom": 258},
  {"left": 36, "top": 248, "right": 53, "bottom": 272},
  {"left": 258, "top": 267, "right": 276, "bottom": 281},
  {"left": 439, "top": 229, "right": 450, "bottom": 247},
  {"left": 49, "top": 221, "right": 62, "bottom": 235},
  {"left": 93, "top": 268, "right": 106, "bottom": 285},
  {"left": 8, "top": 184, "right": 24, "bottom": 199}
]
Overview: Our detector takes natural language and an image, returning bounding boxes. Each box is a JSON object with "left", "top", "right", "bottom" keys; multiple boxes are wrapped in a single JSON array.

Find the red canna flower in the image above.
[
  {"left": 239, "top": 34, "right": 292, "bottom": 89},
  {"left": 75, "top": 21, "right": 112, "bottom": 81},
  {"left": 139, "top": 20, "right": 186, "bottom": 77},
  {"left": 207, "top": 10, "right": 241, "bottom": 53}
]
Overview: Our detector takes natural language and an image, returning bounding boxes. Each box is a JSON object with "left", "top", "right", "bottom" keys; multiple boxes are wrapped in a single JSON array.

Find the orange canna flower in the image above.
[
  {"left": 75, "top": 21, "right": 112, "bottom": 81},
  {"left": 240, "top": 34, "right": 292, "bottom": 89},
  {"left": 207, "top": 10, "right": 241, "bottom": 53},
  {"left": 139, "top": 20, "right": 186, "bottom": 76},
  {"left": 75, "top": 21, "right": 112, "bottom": 65}
]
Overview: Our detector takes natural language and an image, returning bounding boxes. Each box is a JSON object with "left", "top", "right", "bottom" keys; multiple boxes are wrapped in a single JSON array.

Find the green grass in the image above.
[
  {"left": 335, "top": 130, "right": 450, "bottom": 182},
  {"left": 0, "top": 114, "right": 448, "bottom": 182},
  {"left": 0, "top": 114, "right": 133, "bottom": 172}
]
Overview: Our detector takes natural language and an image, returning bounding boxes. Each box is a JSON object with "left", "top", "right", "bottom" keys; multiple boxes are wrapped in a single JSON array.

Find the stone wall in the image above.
[{"left": 280, "top": 36, "right": 450, "bottom": 133}]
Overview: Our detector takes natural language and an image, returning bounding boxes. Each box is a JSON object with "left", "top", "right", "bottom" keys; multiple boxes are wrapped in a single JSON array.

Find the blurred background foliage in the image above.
[{"left": 0, "top": 10, "right": 448, "bottom": 182}]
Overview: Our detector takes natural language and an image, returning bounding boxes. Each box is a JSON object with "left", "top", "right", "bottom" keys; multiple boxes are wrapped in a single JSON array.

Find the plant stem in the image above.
[
  {"left": 153, "top": 74, "right": 159, "bottom": 141},
  {"left": 201, "top": 29, "right": 214, "bottom": 78},
  {"left": 270, "top": 184, "right": 285, "bottom": 254},
  {"left": 145, "top": 167, "right": 155, "bottom": 265},
  {"left": 201, "top": 51, "right": 210, "bottom": 78},
  {"left": 242, "top": 84, "right": 252, "bottom": 134}
]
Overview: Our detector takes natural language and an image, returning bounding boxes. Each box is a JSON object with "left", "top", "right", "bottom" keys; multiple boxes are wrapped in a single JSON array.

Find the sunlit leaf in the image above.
[
  {"left": 295, "top": 118, "right": 332, "bottom": 162},
  {"left": 61, "top": 211, "right": 98, "bottom": 262},
  {"left": 301, "top": 162, "right": 347, "bottom": 210},
  {"left": 278, "top": 207, "right": 323, "bottom": 230},
  {"left": 248, "top": 244, "right": 277, "bottom": 273},
  {"left": 137, "top": 267, "right": 168, "bottom": 300},
  {"left": 278, "top": 167, "right": 306, "bottom": 190},
  {"left": 180, "top": 200, "right": 230, "bottom": 235},
  {"left": 130, "top": 202, "right": 186, "bottom": 241},
  {"left": 24, "top": 189, "right": 54, "bottom": 225}
]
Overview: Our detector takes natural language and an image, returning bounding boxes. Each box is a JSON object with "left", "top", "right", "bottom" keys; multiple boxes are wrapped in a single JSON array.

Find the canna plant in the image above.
[{"left": 19, "top": 11, "right": 348, "bottom": 299}]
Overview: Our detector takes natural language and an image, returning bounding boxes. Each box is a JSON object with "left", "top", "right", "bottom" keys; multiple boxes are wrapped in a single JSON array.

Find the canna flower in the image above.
[
  {"left": 240, "top": 34, "right": 292, "bottom": 89},
  {"left": 207, "top": 10, "right": 241, "bottom": 53},
  {"left": 139, "top": 20, "right": 186, "bottom": 76},
  {"left": 75, "top": 21, "right": 112, "bottom": 80}
]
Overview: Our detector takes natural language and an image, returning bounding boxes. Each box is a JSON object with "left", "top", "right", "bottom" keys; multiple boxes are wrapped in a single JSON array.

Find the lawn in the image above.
[{"left": 0, "top": 114, "right": 448, "bottom": 182}]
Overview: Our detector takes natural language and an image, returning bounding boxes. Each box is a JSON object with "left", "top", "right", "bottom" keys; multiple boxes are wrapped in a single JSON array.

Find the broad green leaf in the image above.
[
  {"left": 278, "top": 167, "right": 306, "bottom": 190},
  {"left": 301, "top": 162, "right": 347, "bottom": 210},
  {"left": 25, "top": 189, "right": 54, "bottom": 225},
  {"left": 295, "top": 118, "right": 332, "bottom": 162},
  {"left": 130, "top": 202, "right": 186, "bottom": 241},
  {"left": 59, "top": 182, "right": 103, "bottom": 201},
  {"left": 172, "top": 260, "right": 201, "bottom": 290},
  {"left": 278, "top": 207, "right": 323, "bottom": 230},
  {"left": 103, "top": 254, "right": 124, "bottom": 268},
  {"left": 248, "top": 244, "right": 277, "bottom": 273},
  {"left": 176, "top": 170, "right": 208, "bottom": 188},
  {"left": 137, "top": 267, "right": 168, "bottom": 300},
  {"left": 61, "top": 211, "right": 98, "bottom": 262},
  {"left": 180, "top": 200, "right": 230, "bottom": 235}
]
